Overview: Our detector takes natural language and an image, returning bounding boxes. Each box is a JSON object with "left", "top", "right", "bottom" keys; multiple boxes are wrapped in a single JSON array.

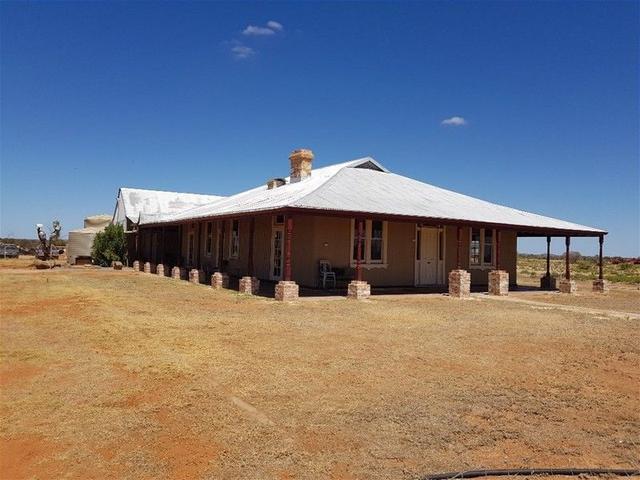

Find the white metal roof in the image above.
[
  {"left": 138, "top": 157, "right": 605, "bottom": 235},
  {"left": 115, "top": 187, "right": 225, "bottom": 224}
]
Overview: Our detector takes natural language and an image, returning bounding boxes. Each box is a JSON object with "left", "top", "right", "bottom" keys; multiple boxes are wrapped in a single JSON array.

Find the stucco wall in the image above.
[
  {"left": 253, "top": 215, "right": 272, "bottom": 280},
  {"left": 161, "top": 215, "right": 519, "bottom": 288},
  {"left": 289, "top": 216, "right": 416, "bottom": 287},
  {"left": 444, "top": 226, "right": 517, "bottom": 286}
]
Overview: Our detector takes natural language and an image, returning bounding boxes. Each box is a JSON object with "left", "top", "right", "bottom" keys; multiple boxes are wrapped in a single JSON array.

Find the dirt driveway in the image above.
[{"left": 1, "top": 267, "right": 638, "bottom": 479}]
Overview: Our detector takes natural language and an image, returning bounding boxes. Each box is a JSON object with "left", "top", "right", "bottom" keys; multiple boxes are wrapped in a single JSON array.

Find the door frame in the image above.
[{"left": 414, "top": 226, "right": 446, "bottom": 286}]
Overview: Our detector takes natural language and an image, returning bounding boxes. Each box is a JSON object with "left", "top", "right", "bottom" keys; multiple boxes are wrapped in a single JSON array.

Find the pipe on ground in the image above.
[{"left": 422, "top": 468, "right": 640, "bottom": 480}]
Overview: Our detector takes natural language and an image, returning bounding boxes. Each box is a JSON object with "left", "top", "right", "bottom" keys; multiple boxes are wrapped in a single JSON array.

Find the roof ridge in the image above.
[{"left": 121, "top": 186, "right": 223, "bottom": 197}]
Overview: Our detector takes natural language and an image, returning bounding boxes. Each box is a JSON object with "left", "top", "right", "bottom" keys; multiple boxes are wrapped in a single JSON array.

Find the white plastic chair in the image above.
[{"left": 319, "top": 260, "right": 337, "bottom": 289}]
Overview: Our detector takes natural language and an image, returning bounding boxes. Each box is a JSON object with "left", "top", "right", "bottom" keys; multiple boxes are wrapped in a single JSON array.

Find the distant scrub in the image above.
[
  {"left": 1, "top": 237, "right": 67, "bottom": 251},
  {"left": 518, "top": 255, "right": 640, "bottom": 284}
]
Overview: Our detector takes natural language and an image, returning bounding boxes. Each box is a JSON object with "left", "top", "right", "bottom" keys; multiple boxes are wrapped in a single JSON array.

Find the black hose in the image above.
[{"left": 422, "top": 468, "right": 640, "bottom": 480}]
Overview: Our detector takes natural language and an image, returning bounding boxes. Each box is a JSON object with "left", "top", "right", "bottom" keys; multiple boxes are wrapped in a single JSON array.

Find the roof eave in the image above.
[{"left": 138, "top": 205, "right": 606, "bottom": 237}]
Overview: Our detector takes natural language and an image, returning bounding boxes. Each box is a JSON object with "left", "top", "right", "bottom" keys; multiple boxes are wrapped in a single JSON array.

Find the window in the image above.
[
  {"left": 230, "top": 219, "right": 239, "bottom": 259},
  {"left": 274, "top": 214, "right": 284, "bottom": 225},
  {"left": 470, "top": 229, "right": 481, "bottom": 266},
  {"left": 470, "top": 228, "right": 495, "bottom": 268},
  {"left": 205, "top": 222, "right": 213, "bottom": 256},
  {"left": 483, "top": 229, "right": 493, "bottom": 265},
  {"left": 350, "top": 219, "right": 387, "bottom": 266}
]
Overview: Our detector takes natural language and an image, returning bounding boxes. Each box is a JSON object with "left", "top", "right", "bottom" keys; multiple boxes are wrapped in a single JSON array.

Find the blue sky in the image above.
[{"left": 1, "top": 1, "right": 638, "bottom": 256}]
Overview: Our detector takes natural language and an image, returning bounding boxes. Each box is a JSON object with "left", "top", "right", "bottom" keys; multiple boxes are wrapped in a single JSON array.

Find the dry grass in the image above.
[
  {"left": 1, "top": 268, "right": 638, "bottom": 479},
  {"left": 0, "top": 255, "right": 38, "bottom": 269},
  {"left": 515, "top": 276, "right": 640, "bottom": 314},
  {"left": 518, "top": 257, "right": 640, "bottom": 285},
  {"left": 0, "top": 255, "right": 67, "bottom": 270}
]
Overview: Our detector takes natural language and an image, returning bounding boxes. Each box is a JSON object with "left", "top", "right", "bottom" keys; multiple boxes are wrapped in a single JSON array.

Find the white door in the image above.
[
  {"left": 270, "top": 227, "right": 284, "bottom": 280},
  {"left": 415, "top": 227, "right": 443, "bottom": 285}
]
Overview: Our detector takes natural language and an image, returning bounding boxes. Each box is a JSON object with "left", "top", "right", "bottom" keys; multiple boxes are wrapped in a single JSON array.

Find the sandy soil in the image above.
[
  {"left": 517, "top": 276, "right": 639, "bottom": 314},
  {"left": 0, "top": 268, "right": 638, "bottom": 479}
]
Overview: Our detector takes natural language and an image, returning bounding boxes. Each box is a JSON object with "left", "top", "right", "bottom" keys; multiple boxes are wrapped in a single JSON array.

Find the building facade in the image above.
[{"left": 123, "top": 149, "right": 607, "bottom": 298}]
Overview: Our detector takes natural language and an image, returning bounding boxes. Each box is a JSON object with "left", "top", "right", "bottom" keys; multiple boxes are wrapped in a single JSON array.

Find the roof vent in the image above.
[
  {"left": 267, "top": 178, "right": 286, "bottom": 190},
  {"left": 289, "top": 149, "right": 314, "bottom": 183}
]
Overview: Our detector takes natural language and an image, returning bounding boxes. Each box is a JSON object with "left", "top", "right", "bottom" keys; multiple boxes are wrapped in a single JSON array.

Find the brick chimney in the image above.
[{"left": 289, "top": 149, "right": 314, "bottom": 183}]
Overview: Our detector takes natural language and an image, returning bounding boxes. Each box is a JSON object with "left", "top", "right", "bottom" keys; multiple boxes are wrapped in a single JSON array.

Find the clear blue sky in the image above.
[{"left": 1, "top": 1, "right": 638, "bottom": 256}]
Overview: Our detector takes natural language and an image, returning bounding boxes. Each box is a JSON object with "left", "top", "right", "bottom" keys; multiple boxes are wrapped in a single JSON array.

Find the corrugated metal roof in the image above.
[
  {"left": 138, "top": 157, "right": 605, "bottom": 234},
  {"left": 117, "top": 187, "right": 224, "bottom": 223}
]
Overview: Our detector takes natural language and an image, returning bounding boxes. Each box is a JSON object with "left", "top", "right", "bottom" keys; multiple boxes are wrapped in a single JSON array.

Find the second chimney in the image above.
[{"left": 289, "top": 149, "right": 314, "bottom": 183}]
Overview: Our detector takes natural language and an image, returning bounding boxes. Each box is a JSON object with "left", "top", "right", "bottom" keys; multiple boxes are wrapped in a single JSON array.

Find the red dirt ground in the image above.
[{"left": 0, "top": 267, "right": 638, "bottom": 479}]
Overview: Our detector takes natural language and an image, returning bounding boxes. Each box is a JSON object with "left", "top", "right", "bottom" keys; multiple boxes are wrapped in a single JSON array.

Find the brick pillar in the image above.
[
  {"left": 448, "top": 269, "right": 471, "bottom": 298},
  {"left": 239, "top": 276, "right": 260, "bottom": 295},
  {"left": 156, "top": 263, "right": 165, "bottom": 277},
  {"left": 347, "top": 280, "right": 371, "bottom": 300},
  {"left": 189, "top": 269, "right": 201, "bottom": 284},
  {"left": 592, "top": 278, "right": 609, "bottom": 293},
  {"left": 171, "top": 266, "right": 182, "bottom": 279},
  {"left": 112, "top": 261, "right": 123, "bottom": 270},
  {"left": 211, "top": 271, "right": 229, "bottom": 289},
  {"left": 540, "top": 275, "right": 556, "bottom": 290},
  {"left": 133, "top": 260, "right": 141, "bottom": 271},
  {"left": 143, "top": 262, "right": 152, "bottom": 274},
  {"left": 275, "top": 280, "right": 299, "bottom": 301},
  {"left": 559, "top": 279, "right": 577, "bottom": 294},
  {"left": 488, "top": 270, "right": 509, "bottom": 296}
]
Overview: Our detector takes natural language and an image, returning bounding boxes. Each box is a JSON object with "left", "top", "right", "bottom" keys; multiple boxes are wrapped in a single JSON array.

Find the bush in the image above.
[{"left": 91, "top": 224, "right": 127, "bottom": 267}]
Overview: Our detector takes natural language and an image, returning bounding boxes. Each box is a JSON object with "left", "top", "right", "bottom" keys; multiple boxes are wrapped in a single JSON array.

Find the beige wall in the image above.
[
  {"left": 289, "top": 215, "right": 416, "bottom": 287},
  {"left": 253, "top": 215, "right": 272, "bottom": 280},
  {"left": 291, "top": 218, "right": 518, "bottom": 287},
  {"left": 444, "top": 226, "right": 517, "bottom": 286},
  {"left": 161, "top": 214, "right": 519, "bottom": 288}
]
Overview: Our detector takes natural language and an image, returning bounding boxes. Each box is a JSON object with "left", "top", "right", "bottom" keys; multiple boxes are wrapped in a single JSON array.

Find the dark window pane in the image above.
[
  {"left": 370, "top": 239, "right": 382, "bottom": 260},
  {"left": 483, "top": 243, "right": 492, "bottom": 264},
  {"left": 370, "top": 221, "right": 383, "bottom": 261}
]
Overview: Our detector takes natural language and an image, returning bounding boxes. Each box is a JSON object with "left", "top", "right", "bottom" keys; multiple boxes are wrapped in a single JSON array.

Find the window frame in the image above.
[
  {"left": 349, "top": 219, "right": 388, "bottom": 268},
  {"left": 469, "top": 227, "right": 495, "bottom": 269}
]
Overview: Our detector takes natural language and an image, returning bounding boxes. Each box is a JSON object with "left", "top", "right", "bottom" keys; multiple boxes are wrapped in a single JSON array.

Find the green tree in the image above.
[{"left": 91, "top": 224, "right": 127, "bottom": 266}]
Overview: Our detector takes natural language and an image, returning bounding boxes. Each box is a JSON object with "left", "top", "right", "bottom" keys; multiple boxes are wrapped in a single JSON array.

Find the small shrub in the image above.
[{"left": 91, "top": 224, "right": 127, "bottom": 267}]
